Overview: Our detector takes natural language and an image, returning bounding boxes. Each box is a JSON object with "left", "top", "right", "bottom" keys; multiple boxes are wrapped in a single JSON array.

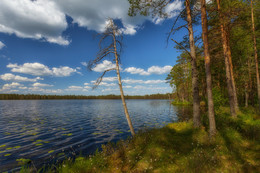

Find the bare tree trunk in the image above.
[
  {"left": 186, "top": 0, "right": 200, "bottom": 127},
  {"left": 245, "top": 84, "right": 249, "bottom": 107},
  {"left": 248, "top": 57, "right": 253, "bottom": 105},
  {"left": 216, "top": 0, "right": 236, "bottom": 117},
  {"left": 200, "top": 0, "right": 216, "bottom": 137},
  {"left": 251, "top": 0, "right": 260, "bottom": 111},
  {"left": 112, "top": 29, "right": 135, "bottom": 136},
  {"left": 226, "top": 34, "right": 239, "bottom": 111}
]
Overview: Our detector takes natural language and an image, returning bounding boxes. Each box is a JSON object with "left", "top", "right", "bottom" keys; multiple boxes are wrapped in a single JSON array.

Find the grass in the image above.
[
  {"left": 23, "top": 107, "right": 260, "bottom": 172},
  {"left": 171, "top": 100, "right": 192, "bottom": 105}
]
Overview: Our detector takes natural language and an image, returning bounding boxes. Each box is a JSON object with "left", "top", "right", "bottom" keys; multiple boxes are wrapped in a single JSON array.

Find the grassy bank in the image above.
[{"left": 25, "top": 107, "right": 260, "bottom": 172}]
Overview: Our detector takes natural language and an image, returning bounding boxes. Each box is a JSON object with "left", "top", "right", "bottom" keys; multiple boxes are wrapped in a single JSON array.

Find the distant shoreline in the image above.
[{"left": 0, "top": 94, "right": 172, "bottom": 100}]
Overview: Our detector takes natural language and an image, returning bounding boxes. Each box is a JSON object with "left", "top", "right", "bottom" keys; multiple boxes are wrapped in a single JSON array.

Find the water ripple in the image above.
[{"left": 0, "top": 100, "right": 192, "bottom": 172}]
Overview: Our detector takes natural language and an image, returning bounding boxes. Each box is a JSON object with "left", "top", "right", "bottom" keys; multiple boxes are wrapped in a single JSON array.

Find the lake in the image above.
[{"left": 0, "top": 100, "right": 192, "bottom": 172}]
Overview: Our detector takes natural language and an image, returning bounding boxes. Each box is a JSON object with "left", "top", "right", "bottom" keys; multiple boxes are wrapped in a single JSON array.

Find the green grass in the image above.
[
  {"left": 24, "top": 107, "right": 260, "bottom": 172},
  {"left": 171, "top": 100, "right": 192, "bottom": 105}
]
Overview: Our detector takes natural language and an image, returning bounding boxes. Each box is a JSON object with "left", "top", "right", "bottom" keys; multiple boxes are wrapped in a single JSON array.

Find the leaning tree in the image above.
[{"left": 88, "top": 19, "right": 135, "bottom": 136}]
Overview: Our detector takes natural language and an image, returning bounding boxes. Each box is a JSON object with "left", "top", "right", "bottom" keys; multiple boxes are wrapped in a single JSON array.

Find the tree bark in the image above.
[
  {"left": 112, "top": 28, "right": 135, "bottom": 136},
  {"left": 200, "top": 0, "right": 216, "bottom": 137},
  {"left": 250, "top": 0, "right": 260, "bottom": 111},
  {"left": 245, "top": 84, "right": 249, "bottom": 107},
  {"left": 248, "top": 57, "right": 253, "bottom": 105},
  {"left": 226, "top": 34, "right": 239, "bottom": 111},
  {"left": 216, "top": 0, "right": 236, "bottom": 117},
  {"left": 185, "top": 0, "right": 200, "bottom": 127}
]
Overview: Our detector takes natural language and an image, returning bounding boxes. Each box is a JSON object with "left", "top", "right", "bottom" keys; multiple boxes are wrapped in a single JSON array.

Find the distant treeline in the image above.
[{"left": 0, "top": 94, "right": 171, "bottom": 100}]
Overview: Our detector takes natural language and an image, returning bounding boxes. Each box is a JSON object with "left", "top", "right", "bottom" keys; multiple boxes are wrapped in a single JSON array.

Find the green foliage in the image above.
[
  {"left": 212, "top": 87, "right": 228, "bottom": 110},
  {"left": 171, "top": 100, "right": 192, "bottom": 105},
  {"left": 166, "top": 52, "right": 192, "bottom": 102}
]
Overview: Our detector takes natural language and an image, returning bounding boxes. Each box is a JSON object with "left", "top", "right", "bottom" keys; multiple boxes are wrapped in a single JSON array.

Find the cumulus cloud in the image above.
[
  {"left": 99, "top": 82, "right": 117, "bottom": 87},
  {"left": 0, "top": 73, "right": 43, "bottom": 82},
  {"left": 102, "top": 77, "right": 117, "bottom": 82},
  {"left": 29, "top": 87, "right": 63, "bottom": 94},
  {"left": 54, "top": 0, "right": 146, "bottom": 35},
  {"left": 153, "top": 0, "right": 183, "bottom": 24},
  {"left": 124, "top": 65, "right": 172, "bottom": 75},
  {"left": 32, "top": 82, "right": 53, "bottom": 87},
  {"left": 122, "top": 79, "right": 166, "bottom": 84},
  {"left": 101, "top": 88, "right": 119, "bottom": 92},
  {"left": 147, "top": 65, "right": 172, "bottom": 75},
  {"left": 124, "top": 67, "right": 149, "bottom": 75},
  {"left": 7, "top": 62, "right": 77, "bottom": 77},
  {"left": 2, "top": 82, "right": 21, "bottom": 90},
  {"left": 0, "top": 0, "right": 69, "bottom": 45},
  {"left": 0, "top": 41, "right": 5, "bottom": 49},
  {"left": 65, "top": 85, "right": 89, "bottom": 92},
  {"left": 133, "top": 85, "right": 169, "bottom": 90},
  {"left": 0, "top": 0, "right": 182, "bottom": 45},
  {"left": 92, "top": 60, "right": 117, "bottom": 72}
]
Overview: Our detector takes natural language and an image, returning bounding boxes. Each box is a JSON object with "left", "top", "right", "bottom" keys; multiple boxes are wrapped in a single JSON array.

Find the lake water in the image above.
[{"left": 0, "top": 100, "right": 192, "bottom": 172}]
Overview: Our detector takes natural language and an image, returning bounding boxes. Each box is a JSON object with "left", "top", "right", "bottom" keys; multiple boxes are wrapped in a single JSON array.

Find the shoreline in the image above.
[{"left": 22, "top": 107, "right": 259, "bottom": 172}]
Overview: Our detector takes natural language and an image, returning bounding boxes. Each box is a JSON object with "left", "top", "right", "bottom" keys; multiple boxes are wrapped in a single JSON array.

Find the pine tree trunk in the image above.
[
  {"left": 245, "top": 84, "right": 249, "bottom": 107},
  {"left": 226, "top": 34, "right": 239, "bottom": 111},
  {"left": 248, "top": 57, "right": 253, "bottom": 105},
  {"left": 185, "top": 0, "right": 200, "bottom": 127},
  {"left": 216, "top": 0, "right": 236, "bottom": 117},
  {"left": 251, "top": 0, "right": 260, "bottom": 111},
  {"left": 112, "top": 28, "right": 135, "bottom": 136},
  {"left": 200, "top": 0, "right": 216, "bottom": 137}
]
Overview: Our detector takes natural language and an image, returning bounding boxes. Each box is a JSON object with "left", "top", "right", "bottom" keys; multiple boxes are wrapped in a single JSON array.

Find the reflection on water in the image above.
[{"left": 0, "top": 100, "right": 192, "bottom": 172}]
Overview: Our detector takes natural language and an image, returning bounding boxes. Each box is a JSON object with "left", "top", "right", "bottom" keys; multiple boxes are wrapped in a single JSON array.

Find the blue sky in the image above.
[{"left": 0, "top": 0, "right": 191, "bottom": 95}]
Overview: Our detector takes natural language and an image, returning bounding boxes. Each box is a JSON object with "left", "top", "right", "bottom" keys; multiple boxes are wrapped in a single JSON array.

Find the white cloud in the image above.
[
  {"left": 153, "top": 0, "right": 183, "bottom": 24},
  {"left": 32, "top": 82, "right": 53, "bottom": 87},
  {"left": 92, "top": 60, "right": 116, "bottom": 72},
  {"left": 133, "top": 85, "right": 169, "bottom": 90},
  {"left": 101, "top": 88, "right": 119, "bottom": 92},
  {"left": 99, "top": 82, "right": 117, "bottom": 87},
  {"left": 19, "top": 86, "right": 27, "bottom": 90},
  {"left": 29, "top": 87, "right": 63, "bottom": 94},
  {"left": 147, "top": 65, "right": 172, "bottom": 75},
  {"left": 81, "top": 62, "right": 88, "bottom": 67},
  {"left": 7, "top": 62, "right": 77, "bottom": 77},
  {"left": 68, "top": 86, "right": 83, "bottom": 90},
  {"left": 124, "top": 67, "right": 149, "bottom": 76},
  {"left": 122, "top": 79, "right": 166, "bottom": 84},
  {"left": 102, "top": 77, "right": 118, "bottom": 82},
  {"left": 144, "top": 80, "right": 166, "bottom": 84},
  {"left": 123, "top": 85, "right": 132, "bottom": 89},
  {"left": 0, "top": 73, "right": 43, "bottom": 82},
  {"left": 52, "top": 66, "right": 77, "bottom": 77},
  {"left": 124, "top": 65, "right": 172, "bottom": 76},
  {"left": 54, "top": 0, "right": 146, "bottom": 35},
  {"left": 0, "top": 41, "right": 5, "bottom": 49},
  {"left": 0, "top": 0, "right": 182, "bottom": 44},
  {"left": 0, "top": 0, "right": 69, "bottom": 45},
  {"left": 2, "top": 82, "right": 21, "bottom": 90},
  {"left": 84, "top": 86, "right": 91, "bottom": 89}
]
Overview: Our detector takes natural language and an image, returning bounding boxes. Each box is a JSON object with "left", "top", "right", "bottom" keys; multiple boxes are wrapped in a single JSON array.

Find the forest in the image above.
[{"left": 0, "top": 93, "right": 171, "bottom": 100}]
